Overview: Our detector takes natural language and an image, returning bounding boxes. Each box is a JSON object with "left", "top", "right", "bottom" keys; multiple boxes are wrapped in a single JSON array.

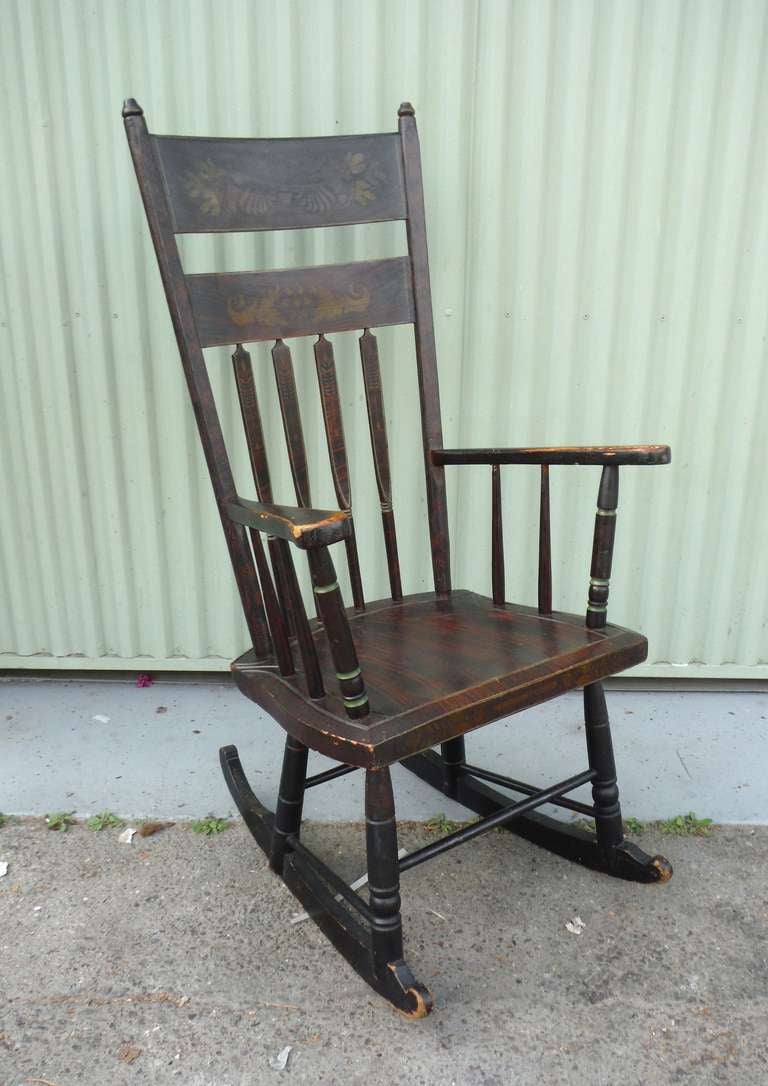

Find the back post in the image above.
[
  {"left": 398, "top": 103, "right": 451, "bottom": 595},
  {"left": 122, "top": 100, "right": 271, "bottom": 659}
]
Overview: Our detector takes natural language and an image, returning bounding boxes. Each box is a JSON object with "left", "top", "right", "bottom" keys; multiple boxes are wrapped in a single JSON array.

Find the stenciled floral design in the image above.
[
  {"left": 227, "top": 284, "right": 371, "bottom": 329},
  {"left": 182, "top": 150, "right": 385, "bottom": 220}
]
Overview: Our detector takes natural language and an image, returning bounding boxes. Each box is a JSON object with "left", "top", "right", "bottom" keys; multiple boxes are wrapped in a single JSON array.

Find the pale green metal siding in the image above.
[{"left": 1, "top": 0, "right": 766, "bottom": 677}]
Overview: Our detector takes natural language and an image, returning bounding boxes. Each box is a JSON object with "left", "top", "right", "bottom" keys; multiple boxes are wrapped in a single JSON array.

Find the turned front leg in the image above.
[
  {"left": 307, "top": 546, "right": 370, "bottom": 719},
  {"left": 365, "top": 766, "right": 405, "bottom": 969}
]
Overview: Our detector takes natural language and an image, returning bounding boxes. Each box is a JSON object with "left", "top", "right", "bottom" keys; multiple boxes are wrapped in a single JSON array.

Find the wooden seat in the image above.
[
  {"left": 233, "top": 591, "right": 647, "bottom": 766},
  {"left": 124, "top": 98, "right": 673, "bottom": 1018}
]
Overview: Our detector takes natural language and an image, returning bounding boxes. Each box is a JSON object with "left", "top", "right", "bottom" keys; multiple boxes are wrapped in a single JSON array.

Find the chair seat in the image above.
[{"left": 231, "top": 590, "right": 647, "bottom": 767}]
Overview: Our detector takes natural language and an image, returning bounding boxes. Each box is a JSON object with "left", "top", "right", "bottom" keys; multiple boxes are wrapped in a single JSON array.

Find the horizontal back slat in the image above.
[
  {"left": 154, "top": 133, "right": 406, "bottom": 233},
  {"left": 188, "top": 257, "right": 414, "bottom": 346}
]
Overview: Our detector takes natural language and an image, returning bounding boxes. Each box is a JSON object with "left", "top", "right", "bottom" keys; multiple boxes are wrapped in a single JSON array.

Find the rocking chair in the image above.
[{"left": 123, "top": 100, "right": 672, "bottom": 1017}]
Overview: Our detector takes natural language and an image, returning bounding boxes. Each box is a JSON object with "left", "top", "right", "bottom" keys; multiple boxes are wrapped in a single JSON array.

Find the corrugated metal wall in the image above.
[{"left": 1, "top": 0, "right": 766, "bottom": 678}]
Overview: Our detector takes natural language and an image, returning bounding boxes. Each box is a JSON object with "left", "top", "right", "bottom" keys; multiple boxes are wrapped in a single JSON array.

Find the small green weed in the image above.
[
  {"left": 191, "top": 816, "right": 230, "bottom": 836},
  {"left": 45, "top": 811, "right": 76, "bottom": 832},
  {"left": 573, "top": 816, "right": 645, "bottom": 835},
  {"left": 0, "top": 812, "right": 6, "bottom": 829},
  {"left": 425, "top": 812, "right": 463, "bottom": 835},
  {"left": 658, "top": 812, "right": 713, "bottom": 836},
  {"left": 86, "top": 811, "right": 123, "bottom": 831},
  {"left": 573, "top": 818, "right": 595, "bottom": 834}
]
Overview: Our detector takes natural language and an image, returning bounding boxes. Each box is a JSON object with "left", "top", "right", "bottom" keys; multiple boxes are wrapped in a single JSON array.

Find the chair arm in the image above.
[
  {"left": 432, "top": 445, "right": 671, "bottom": 467},
  {"left": 226, "top": 498, "right": 351, "bottom": 550}
]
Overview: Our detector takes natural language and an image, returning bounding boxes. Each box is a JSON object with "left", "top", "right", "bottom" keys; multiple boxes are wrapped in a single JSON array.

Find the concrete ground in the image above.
[
  {"left": 2, "top": 679, "right": 768, "bottom": 823},
  {"left": 1, "top": 818, "right": 767, "bottom": 1085}
]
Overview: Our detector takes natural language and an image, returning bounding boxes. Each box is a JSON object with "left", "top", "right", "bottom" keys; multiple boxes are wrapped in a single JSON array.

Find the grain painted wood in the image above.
[
  {"left": 538, "top": 465, "right": 552, "bottom": 615},
  {"left": 313, "top": 334, "right": 365, "bottom": 610},
  {"left": 398, "top": 104, "right": 451, "bottom": 594},
  {"left": 154, "top": 132, "right": 407, "bottom": 233},
  {"left": 434, "top": 445, "right": 671, "bottom": 467},
  {"left": 231, "top": 591, "right": 648, "bottom": 765},
  {"left": 587, "top": 466, "right": 619, "bottom": 630},
  {"left": 271, "top": 339, "right": 312, "bottom": 508},
  {"left": 123, "top": 100, "right": 271, "bottom": 658},
  {"left": 248, "top": 527, "right": 294, "bottom": 675},
  {"left": 491, "top": 465, "right": 504, "bottom": 606},
  {"left": 307, "top": 547, "right": 369, "bottom": 719},
  {"left": 187, "top": 257, "right": 414, "bottom": 347},
  {"left": 129, "top": 99, "right": 672, "bottom": 1017},
  {"left": 359, "top": 330, "right": 402, "bottom": 600}
]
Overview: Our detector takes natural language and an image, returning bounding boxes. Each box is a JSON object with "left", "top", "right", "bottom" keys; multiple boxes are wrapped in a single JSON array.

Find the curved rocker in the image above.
[{"left": 220, "top": 744, "right": 433, "bottom": 1018}]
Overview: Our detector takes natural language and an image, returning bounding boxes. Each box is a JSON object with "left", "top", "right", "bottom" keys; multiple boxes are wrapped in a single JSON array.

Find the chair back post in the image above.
[
  {"left": 122, "top": 100, "right": 271, "bottom": 658},
  {"left": 398, "top": 103, "right": 452, "bottom": 595}
]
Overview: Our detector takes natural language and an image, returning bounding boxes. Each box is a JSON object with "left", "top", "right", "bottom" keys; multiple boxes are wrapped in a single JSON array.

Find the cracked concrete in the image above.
[{"left": 1, "top": 819, "right": 767, "bottom": 1084}]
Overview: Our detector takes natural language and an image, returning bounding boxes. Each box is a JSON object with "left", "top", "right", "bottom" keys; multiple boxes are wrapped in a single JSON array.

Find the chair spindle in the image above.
[
  {"left": 359, "top": 330, "right": 403, "bottom": 600},
  {"left": 271, "top": 338, "right": 312, "bottom": 508},
  {"left": 491, "top": 464, "right": 505, "bottom": 605},
  {"left": 248, "top": 528, "right": 294, "bottom": 674},
  {"left": 587, "top": 465, "right": 619, "bottom": 629},
  {"left": 313, "top": 334, "right": 365, "bottom": 610},
  {"left": 538, "top": 465, "right": 552, "bottom": 615},
  {"left": 232, "top": 344, "right": 299, "bottom": 666}
]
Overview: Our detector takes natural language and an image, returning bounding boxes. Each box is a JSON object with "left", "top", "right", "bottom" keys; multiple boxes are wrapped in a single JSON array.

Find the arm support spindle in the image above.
[
  {"left": 586, "top": 465, "right": 619, "bottom": 629},
  {"left": 491, "top": 465, "right": 505, "bottom": 605},
  {"left": 538, "top": 465, "right": 552, "bottom": 615},
  {"left": 307, "top": 547, "right": 370, "bottom": 720}
]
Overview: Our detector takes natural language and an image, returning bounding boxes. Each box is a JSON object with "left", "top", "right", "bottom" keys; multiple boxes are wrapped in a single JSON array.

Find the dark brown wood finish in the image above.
[
  {"left": 307, "top": 547, "right": 369, "bottom": 719},
  {"left": 435, "top": 444, "right": 671, "bottom": 466},
  {"left": 398, "top": 104, "right": 451, "bottom": 594},
  {"left": 313, "top": 334, "right": 365, "bottom": 610},
  {"left": 154, "top": 132, "right": 407, "bottom": 233},
  {"left": 126, "top": 99, "right": 672, "bottom": 1017},
  {"left": 248, "top": 527, "right": 293, "bottom": 674},
  {"left": 122, "top": 101, "right": 271, "bottom": 659},
  {"left": 231, "top": 591, "right": 649, "bottom": 766},
  {"left": 232, "top": 343, "right": 273, "bottom": 501},
  {"left": 270, "top": 339, "right": 312, "bottom": 508},
  {"left": 491, "top": 465, "right": 504, "bottom": 606},
  {"left": 231, "top": 342, "right": 300, "bottom": 639},
  {"left": 359, "top": 330, "right": 402, "bottom": 599},
  {"left": 538, "top": 465, "right": 552, "bottom": 615},
  {"left": 587, "top": 465, "right": 619, "bottom": 630},
  {"left": 187, "top": 258, "right": 414, "bottom": 347}
]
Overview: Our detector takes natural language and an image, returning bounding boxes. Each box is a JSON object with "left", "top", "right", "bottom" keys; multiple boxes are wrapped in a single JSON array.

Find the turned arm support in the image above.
[
  {"left": 438, "top": 446, "right": 670, "bottom": 625},
  {"left": 226, "top": 497, "right": 351, "bottom": 549}
]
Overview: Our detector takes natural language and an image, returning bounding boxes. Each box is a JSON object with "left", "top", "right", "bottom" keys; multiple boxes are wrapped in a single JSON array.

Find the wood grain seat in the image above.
[{"left": 232, "top": 590, "right": 647, "bottom": 766}]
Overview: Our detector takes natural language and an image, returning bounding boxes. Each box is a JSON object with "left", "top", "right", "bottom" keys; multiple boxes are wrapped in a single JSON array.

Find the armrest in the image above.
[
  {"left": 432, "top": 444, "right": 671, "bottom": 467},
  {"left": 225, "top": 497, "right": 351, "bottom": 549}
]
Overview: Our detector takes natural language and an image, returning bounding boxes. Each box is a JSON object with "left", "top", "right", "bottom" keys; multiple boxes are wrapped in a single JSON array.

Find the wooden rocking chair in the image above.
[{"left": 124, "top": 99, "right": 673, "bottom": 1017}]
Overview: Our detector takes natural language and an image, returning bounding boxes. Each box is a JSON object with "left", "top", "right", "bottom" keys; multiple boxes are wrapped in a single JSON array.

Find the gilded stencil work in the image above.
[
  {"left": 227, "top": 285, "right": 371, "bottom": 328},
  {"left": 183, "top": 151, "right": 385, "bottom": 218}
]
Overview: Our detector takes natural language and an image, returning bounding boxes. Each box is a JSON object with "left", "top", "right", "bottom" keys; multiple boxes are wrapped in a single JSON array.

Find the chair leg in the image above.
[
  {"left": 270, "top": 736, "right": 308, "bottom": 873},
  {"left": 401, "top": 685, "right": 674, "bottom": 884},
  {"left": 583, "top": 681, "right": 624, "bottom": 849},
  {"left": 440, "top": 736, "right": 466, "bottom": 798},
  {"left": 221, "top": 742, "right": 432, "bottom": 1016},
  {"left": 365, "top": 766, "right": 432, "bottom": 1017}
]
